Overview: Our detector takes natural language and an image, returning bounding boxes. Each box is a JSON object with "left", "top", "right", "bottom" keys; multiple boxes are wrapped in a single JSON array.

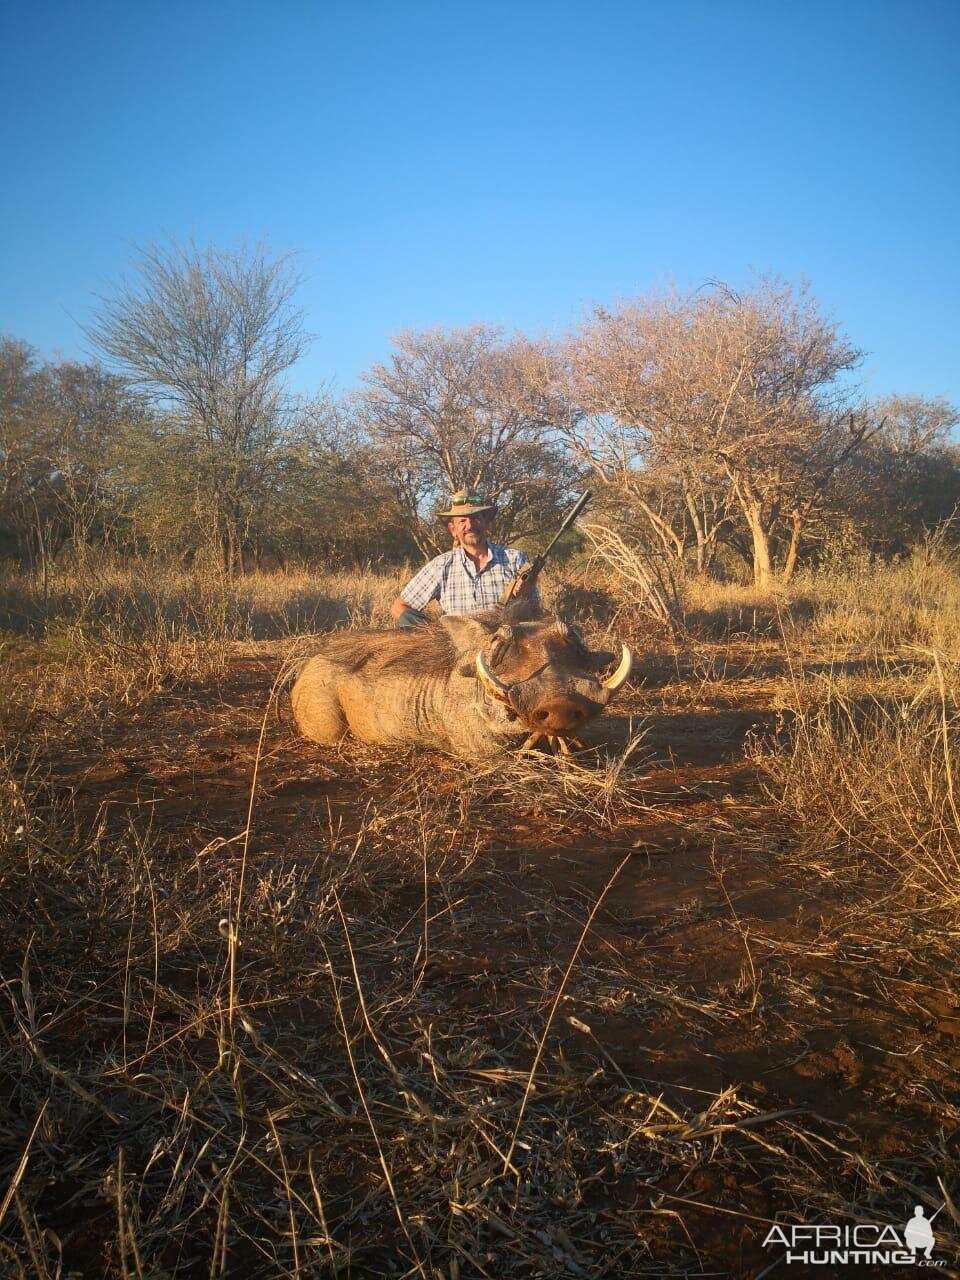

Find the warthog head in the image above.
[{"left": 443, "top": 611, "right": 632, "bottom": 749}]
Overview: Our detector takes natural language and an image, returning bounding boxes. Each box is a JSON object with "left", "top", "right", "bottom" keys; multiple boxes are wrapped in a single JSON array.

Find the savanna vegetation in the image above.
[{"left": 1, "top": 243, "right": 958, "bottom": 1277}]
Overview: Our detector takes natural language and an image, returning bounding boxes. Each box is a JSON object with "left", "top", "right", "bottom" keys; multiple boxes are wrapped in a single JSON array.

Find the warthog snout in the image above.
[{"left": 528, "top": 695, "right": 591, "bottom": 733}]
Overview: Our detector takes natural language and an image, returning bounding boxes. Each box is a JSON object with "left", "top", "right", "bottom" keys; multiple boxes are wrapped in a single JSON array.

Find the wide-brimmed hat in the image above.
[{"left": 437, "top": 489, "right": 496, "bottom": 518}]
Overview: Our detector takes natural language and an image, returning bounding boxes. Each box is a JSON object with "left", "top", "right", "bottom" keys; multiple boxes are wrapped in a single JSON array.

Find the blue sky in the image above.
[{"left": 2, "top": 0, "right": 958, "bottom": 405}]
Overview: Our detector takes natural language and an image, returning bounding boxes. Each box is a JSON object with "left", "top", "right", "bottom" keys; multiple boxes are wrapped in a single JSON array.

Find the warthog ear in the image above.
[{"left": 440, "top": 615, "right": 491, "bottom": 654}]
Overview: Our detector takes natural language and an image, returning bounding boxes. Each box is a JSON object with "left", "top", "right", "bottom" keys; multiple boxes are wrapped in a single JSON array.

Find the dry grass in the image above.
[
  {"left": 0, "top": 562, "right": 403, "bottom": 748},
  {"left": 754, "top": 651, "right": 960, "bottom": 916},
  {"left": 794, "top": 543, "right": 960, "bottom": 650},
  {"left": 0, "top": 560, "right": 401, "bottom": 642},
  {"left": 458, "top": 731, "right": 656, "bottom": 831},
  {"left": 4, "top": 753, "right": 955, "bottom": 1277},
  {"left": 1, "top": 555, "right": 959, "bottom": 1276},
  {"left": 682, "top": 542, "right": 960, "bottom": 651}
]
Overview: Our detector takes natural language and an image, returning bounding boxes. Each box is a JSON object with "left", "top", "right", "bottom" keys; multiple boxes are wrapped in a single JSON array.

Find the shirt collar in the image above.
[{"left": 456, "top": 541, "right": 506, "bottom": 574}]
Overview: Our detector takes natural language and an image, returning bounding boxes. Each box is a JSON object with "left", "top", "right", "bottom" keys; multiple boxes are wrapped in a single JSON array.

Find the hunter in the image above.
[{"left": 390, "top": 490, "right": 539, "bottom": 627}]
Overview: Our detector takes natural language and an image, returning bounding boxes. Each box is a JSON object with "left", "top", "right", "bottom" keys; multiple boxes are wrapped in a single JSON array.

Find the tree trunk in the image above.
[
  {"left": 730, "top": 470, "right": 774, "bottom": 589},
  {"left": 781, "top": 509, "right": 803, "bottom": 584},
  {"left": 743, "top": 505, "right": 773, "bottom": 588},
  {"left": 682, "top": 481, "right": 710, "bottom": 577},
  {"left": 222, "top": 524, "right": 237, "bottom": 581},
  {"left": 697, "top": 534, "right": 721, "bottom": 577}
]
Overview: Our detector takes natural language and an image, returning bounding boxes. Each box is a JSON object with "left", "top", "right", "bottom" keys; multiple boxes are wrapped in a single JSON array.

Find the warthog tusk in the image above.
[
  {"left": 601, "top": 644, "right": 632, "bottom": 694},
  {"left": 476, "top": 650, "right": 514, "bottom": 704}
]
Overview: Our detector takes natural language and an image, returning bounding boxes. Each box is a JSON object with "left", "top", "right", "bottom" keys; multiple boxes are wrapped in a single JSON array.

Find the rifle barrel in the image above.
[
  {"left": 499, "top": 491, "right": 592, "bottom": 604},
  {"left": 535, "top": 490, "right": 592, "bottom": 563}
]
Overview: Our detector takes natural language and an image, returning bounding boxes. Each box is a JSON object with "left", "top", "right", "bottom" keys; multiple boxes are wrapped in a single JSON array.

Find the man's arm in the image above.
[{"left": 393, "top": 555, "right": 444, "bottom": 619}]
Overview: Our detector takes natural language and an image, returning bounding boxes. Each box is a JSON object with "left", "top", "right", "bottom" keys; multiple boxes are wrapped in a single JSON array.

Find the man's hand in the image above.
[
  {"left": 390, "top": 595, "right": 413, "bottom": 621},
  {"left": 499, "top": 566, "right": 537, "bottom": 606}
]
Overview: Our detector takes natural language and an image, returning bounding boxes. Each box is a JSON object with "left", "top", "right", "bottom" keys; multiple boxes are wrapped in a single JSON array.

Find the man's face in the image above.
[{"left": 448, "top": 512, "right": 491, "bottom": 551}]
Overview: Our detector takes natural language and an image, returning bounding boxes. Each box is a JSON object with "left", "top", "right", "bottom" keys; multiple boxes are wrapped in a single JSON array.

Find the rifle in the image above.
[{"left": 499, "top": 490, "right": 592, "bottom": 605}]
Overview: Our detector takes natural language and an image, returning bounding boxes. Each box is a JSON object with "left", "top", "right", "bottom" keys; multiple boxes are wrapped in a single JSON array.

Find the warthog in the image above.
[{"left": 291, "top": 608, "right": 632, "bottom": 758}]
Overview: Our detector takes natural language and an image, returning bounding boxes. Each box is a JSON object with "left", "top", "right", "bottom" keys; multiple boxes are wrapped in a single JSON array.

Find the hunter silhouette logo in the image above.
[
  {"left": 904, "top": 1206, "right": 936, "bottom": 1260},
  {"left": 761, "top": 1199, "right": 948, "bottom": 1267}
]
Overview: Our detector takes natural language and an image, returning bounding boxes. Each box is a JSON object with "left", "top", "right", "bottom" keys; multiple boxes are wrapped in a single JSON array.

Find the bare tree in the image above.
[
  {"left": 566, "top": 278, "right": 867, "bottom": 586},
  {"left": 867, "top": 393, "right": 958, "bottom": 456},
  {"left": 0, "top": 338, "right": 56, "bottom": 582},
  {"left": 86, "top": 241, "right": 309, "bottom": 577},
  {"left": 42, "top": 361, "right": 144, "bottom": 557},
  {"left": 828, "top": 395, "right": 960, "bottom": 557},
  {"left": 695, "top": 279, "right": 866, "bottom": 585},
  {"left": 0, "top": 338, "right": 42, "bottom": 523},
  {"left": 356, "top": 326, "right": 578, "bottom": 553},
  {"left": 566, "top": 294, "right": 736, "bottom": 576}
]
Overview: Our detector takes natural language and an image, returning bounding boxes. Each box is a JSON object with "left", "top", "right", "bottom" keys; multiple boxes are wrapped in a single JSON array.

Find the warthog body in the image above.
[{"left": 291, "top": 608, "right": 631, "bottom": 758}]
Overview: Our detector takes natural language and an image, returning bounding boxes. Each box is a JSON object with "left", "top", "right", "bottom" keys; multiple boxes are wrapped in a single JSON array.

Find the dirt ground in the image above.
[{"left": 27, "top": 645, "right": 960, "bottom": 1277}]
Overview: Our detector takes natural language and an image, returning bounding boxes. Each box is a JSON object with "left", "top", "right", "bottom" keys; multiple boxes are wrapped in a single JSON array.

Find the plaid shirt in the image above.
[{"left": 401, "top": 542, "right": 538, "bottom": 615}]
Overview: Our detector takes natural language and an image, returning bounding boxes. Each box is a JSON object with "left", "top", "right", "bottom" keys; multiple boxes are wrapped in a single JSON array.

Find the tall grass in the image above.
[
  {"left": 679, "top": 543, "right": 960, "bottom": 650},
  {"left": 0, "top": 559, "right": 401, "bottom": 641},
  {"left": 793, "top": 542, "right": 960, "bottom": 649},
  {"left": 755, "top": 653, "right": 960, "bottom": 915},
  {"left": 0, "top": 561, "right": 402, "bottom": 740}
]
